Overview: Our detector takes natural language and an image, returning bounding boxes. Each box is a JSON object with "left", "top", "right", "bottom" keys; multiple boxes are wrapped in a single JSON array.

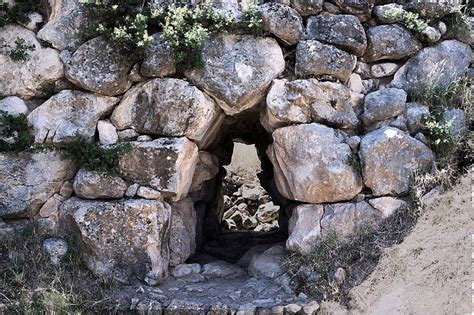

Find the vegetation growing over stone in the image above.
[
  {"left": 80, "top": 0, "right": 263, "bottom": 69},
  {"left": 383, "top": 7, "right": 429, "bottom": 38},
  {"left": 4, "top": 37, "right": 36, "bottom": 62},
  {"left": 61, "top": 136, "right": 131, "bottom": 175},
  {"left": 0, "top": 111, "right": 34, "bottom": 153},
  {"left": 0, "top": 0, "right": 41, "bottom": 27}
]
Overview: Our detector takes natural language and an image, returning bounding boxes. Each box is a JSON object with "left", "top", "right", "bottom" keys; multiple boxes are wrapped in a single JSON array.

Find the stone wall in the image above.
[{"left": 0, "top": 0, "right": 472, "bottom": 286}]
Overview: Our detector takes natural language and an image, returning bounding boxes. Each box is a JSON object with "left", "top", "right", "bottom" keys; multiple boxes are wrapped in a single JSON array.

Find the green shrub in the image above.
[
  {"left": 383, "top": 7, "right": 429, "bottom": 38},
  {"left": 0, "top": 110, "right": 34, "bottom": 153},
  {"left": 0, "top": 0, "right": 41, "bottom": 27},
  {"left": 441, "top": 6, "right": 472, "bottom": 42},
  {"left": 61, "top": 136, "right": 131, "bottom": 175},
  {"left": 4, "top": 37, "right": 36, "bottom": 62}
]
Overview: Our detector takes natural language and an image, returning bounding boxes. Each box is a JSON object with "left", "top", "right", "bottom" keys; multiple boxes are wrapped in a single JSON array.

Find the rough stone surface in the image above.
[
  {"left": 290, "top": 0, "right": 323, "bottom": 16},
  {"left": 169, "top": 198, "right": 197, "bottom": 266},
  {"left": 202, "top": 261, "right": 245, "bottom": 279},
  {"left": 391, "top": 40, "right": 472, "bottom": 93},
  {"left": 404, "top": 0, "right": 452, "bottom": 19},
  {"left": 360, "top": 126, "right": 434, "bottom": 196},
  {"left": 42, "top": 237, "right": 68, "bottom": 265},
  {"left": 137, "top": 186, "right": 162, "bottom": 200},
  {"left": 361, "top": 88, "right": 407, "bottom": 126},
  {"left": 189, "top": 152, "right": 219, "bottom": 193},
  {"left": 365, "top": 25, "right": 422, "bottom": 62},
  {"left": 321, "top": 201, "right": 382, "bottom": 237},
  {"left": 295, "top": 40, "right": 356, "bottom": 82},
  {"left": 0, "top": 151, "right": 75, "bottom": 218},
  {"left": 332, "top": 0, "right": 375, "bottom": 20},
  {"left": 97, "top": 120, "right": 118, "bottom": 145},
  {"left": 73, "top": 169, "right": 127, "bottom": 199},
  {"left": 248, "top": 245, "right": 285, "bottom": 279},
  {"left": 0, "top": 25, "right": 64, "bottom": 99},
  {"left": 111, "top": 78, "right": 223, "bottom": 148},
  {"left": 141, "top": 33, "right": 176, "bottom": 78},
  {"left": 185, "top": 34, "right": 285, "bottom": 115},
  {"left": 37, "top": 0, "right": 90, "bottom": 51},
  {"left": 371, "top": 63, "right": 400, "bottom": 78},
  {"left": 306, "top": 14, "right": 367, "bottom": 56},
  {"left": 63, "top": 36, "right": 137, "bottom": 96},
  {"left": 259, "top": 3, "right": 303, "bottom": 45},
  {"left": 28, "top": 90, "right": 118, "bottom": 144},
  {"left": 286, "top": 204, "right": 324, "bottom": 255},
  {"left": 374, "top": 4, "right": 403, "bottom": 23},
  {"left": 118, "top": 138, "right": 199, "bottom": 201},
  {"left": 60, "top": 197, "right": 171, "bottom": 285},
  {"left": 0, "top": 96, "right": 28, "bottom": 116},
  {"left": 269, "top": 123, "right": 363, "bottom": 203},
  {"left": 406, "top": 102, "right": 430, "bottom": 134},
  {"left": 171, "top": 263, "right": 201, "bottom": 279},
  {"left": 369, "top": 196, "right": 407, "bottom": 217},
  {"left": 441, "top": 108, "right": 468, "bottom": 138}
]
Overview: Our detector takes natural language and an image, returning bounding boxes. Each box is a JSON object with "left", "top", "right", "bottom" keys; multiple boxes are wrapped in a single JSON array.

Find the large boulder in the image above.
[
  {"left": 261, "top": 79, "right": 359, "bottom": 132},
  {"left": 321, "top": 201, "right": 382, "bottom": 237},
  {"left": 295, "top": 40, "right": 356, "bottom": 82},
  {"left": 331, "top": 0, "right": 375, "bottom": 21},
  {"left": 0, "top": 151, "right": 76, "bottom": 218},
  {"left": 28, "top": 90, "right": 118, "bottom": 144},
  {"left": 73, "top": 169, "right": 128, "bottom": 199},
  {"left": 306, "top": 14, "right": 367, "bottom": 56},
  {"left": 259, "top": 3, "right": 304, "bottom": 45},
  {"left": 364, "top": 25, "right": 422, "bottom": 62},
  {"left": 391, "top": 40, "right": 472, "bottom": 93},
  {"left": 290, "top": 0, "right": 323, "bottom": 16},
  {"left": 37, "top": 0, "right": 90, "bottom": 51},
  {"left": 359, "top": 126, "right": 434, "bottom": 196},
  {"left": 169, "top": 198, "right": 197, "bottom": 266},
  {"left": 60, "top": 197, "right": 171, "bottom": 285},
  {"left": 118, "top": 138, "right": 199, "bottom": 201},
  {"left": 63, "top": 36, "right": 138, "bottom": 96},
  {"left": 184, "top": 34, "right": 285, "bottom": 115},
  {"left": 361, "top": 88, "right": 407, "bottom": 126},
  {"left": 286, "top": 204, "right": 324, "bottom": 255},
  {"left": 0, "top": 25, "right": 64, "bottom": 99},
  {"left": 269, "top": 123, "right": 363, "bottom": 203},
  {"left": 110, "top": 79, "right": 224, "bottom": 148},
  {"left": 140, "top": 33, "right": 176, "bottom": 78}
]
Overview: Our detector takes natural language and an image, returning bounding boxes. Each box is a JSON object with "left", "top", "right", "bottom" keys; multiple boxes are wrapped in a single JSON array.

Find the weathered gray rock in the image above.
[
  {"left": 166, "top": 300, "right": 207, "bottom": 314},
  {"left": 295, "top": 40, "right": 356, "bottom": 82},
  {"left": 171, "top": 263, "right": 201, "bottom": 278},
  {"left": 291, "top": 0, "right": 323, "bottom": 16},
  {"left": 137, "top": 186, "right": 162, "bottom": 200},
  {"left": 269, "top": 123, "right": 363, "bottom": 203},
  {"left": 63, "top": 36, "right": 137, "bottom": 96},
  {"left": 369, "top": 196, "right": 407, "bottom": 217},
  {"left": 97, "top": 120, "right": 118, "bottom": 145},
  {"left": 189, "top": 152, "right": 219, "bottom": 193},
  {"left": 360, "top": 126, "right": 434, "bottom": 196},
  {"left": 306, "top": 14, "right": 367, "bottom": 56},
  {"left": 0, "top": 25, "right": 64, "bottom": 99},
  {"left": 371, "top": 63, "right": 400, "bottom": 78},
  {"left": 37, "top": 0, "right": 90, "bottom": 51},
  {"left": 73, "top": 169, "right": 127, "bottom": 199},
  {"left": 42, "top": 237, "right": 68, "bottom": 265},
  {"left": 286, "top": 204, "right": 324, "bottom": 255},
  {"left": 185, "top": 34, "right": 285, "bottom": 115},
  {"left": 111, "top": 78, "right": 223, "bottom": 148},
  {"left": 21, "top": 12, "right": 44, "bottom": 32},
  {"left": 406, "top": 102, "right": 430, "bottom": 134},
  {"left": 302, "top": 301, "right": 320, "bottom": 315},
  {"left": 0, "top": 151, "right": 75, "bottom": 218},
  {"left": 404, "top": 0, "right": 452, "bottom": 19},
  {"left": 141, "top": 33, "right": 176, "bottom": 78},
  {"left": 392, "top": 40, "right": 472, "bottom": 92},
  {"left": 169, "top": 198, "right": 197, "bottom": 266},
  {"left": 256, "top": 202, "right": 280, "bottom": 223},
  {"left": 361, "top": 88, "right": 407, "bottom": 126},
  {"left": 60, "top": 197, "right": 171, "bottom": 285},
  {"left": 441, "top": 108, "right": 469, "bottom": 138},
  {"left": 365, "top": 25, "right": 422, "bottom": 62},
  {"left": 28, "top": 90, "right": 118, "bottom": 144},
  {"left": 248, "top": 245, "right": 285, "bottom": 279},
  {"left": 321, "top": 201, "right": 382, "bottom": 237},
  {"left": 202, "top": 260, "right": 245, "bottom": 278},
  {"left": 118, "top": 138, "right": 198, "bottom": 201},
  {"left": 373, "top": 3, "right": 404, "bottom": 23},
  {"left": 331, "top": 0, "right": 375, "bottom": 21},
  {"left": 259, "top": 3, "right": 303, "bottom": 45},
  {"left": 0, "top": 96, "right": 28, "bottom": 116}
]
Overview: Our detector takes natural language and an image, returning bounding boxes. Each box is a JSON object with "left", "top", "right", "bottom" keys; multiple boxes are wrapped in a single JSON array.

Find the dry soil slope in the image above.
[{"left": 321, "top": 169, "right": 472, "bottom": 315}]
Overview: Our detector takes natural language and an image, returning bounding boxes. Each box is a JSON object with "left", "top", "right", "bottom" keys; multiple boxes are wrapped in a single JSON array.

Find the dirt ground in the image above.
[{"left": 319, "top": 169, "right": 472, "bottom": 315}]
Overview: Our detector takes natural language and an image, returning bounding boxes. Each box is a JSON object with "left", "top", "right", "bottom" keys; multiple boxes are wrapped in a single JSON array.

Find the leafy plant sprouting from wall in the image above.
[
  {"left": 0, "top": 111, "right": 34, "bottom": 153},
  {"left": 79, "top": 0, "right": 263, "bottom": 69}
]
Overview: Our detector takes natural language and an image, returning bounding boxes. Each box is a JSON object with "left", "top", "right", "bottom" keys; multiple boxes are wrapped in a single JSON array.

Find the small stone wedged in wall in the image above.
[{"left": 73, "top": 168, "right": 128, "bottom": 199}]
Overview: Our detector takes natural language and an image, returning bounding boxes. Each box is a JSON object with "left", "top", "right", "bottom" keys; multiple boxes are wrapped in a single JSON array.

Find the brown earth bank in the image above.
[{"left": 320, "top": 169, "right": 472, "bottom": 315}]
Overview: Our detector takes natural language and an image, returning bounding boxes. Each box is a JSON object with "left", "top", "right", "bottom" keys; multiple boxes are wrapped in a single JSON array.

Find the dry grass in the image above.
[{"left": 0, "top": 221, "right": 122, "bottom": 314}]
